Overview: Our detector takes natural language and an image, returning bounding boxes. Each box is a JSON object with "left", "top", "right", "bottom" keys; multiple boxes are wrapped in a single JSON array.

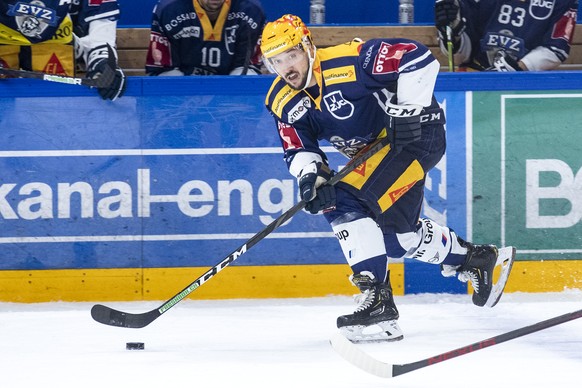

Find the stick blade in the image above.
[
  {"left": 91, "top": 304, "right": 159, "bottom": 329},
  {"left": 329, "top": 333, "right": 394, "bottom": 378}
]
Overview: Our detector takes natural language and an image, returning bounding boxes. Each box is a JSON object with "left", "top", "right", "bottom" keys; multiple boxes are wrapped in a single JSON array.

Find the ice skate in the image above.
[
  {"left": 337, "top": 271, "right": 403, "bottom": 342},
  {"left": 445, "top": 239, "right": 516, "bottom": 307}
]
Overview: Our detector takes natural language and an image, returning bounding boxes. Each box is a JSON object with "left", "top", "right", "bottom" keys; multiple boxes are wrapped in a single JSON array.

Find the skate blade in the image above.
[
  {"left": 339, "top": 320, "right": 404, "bottom": 343},
  {"left": 485, "top": 246, "right": 516, "bottom": 308}
]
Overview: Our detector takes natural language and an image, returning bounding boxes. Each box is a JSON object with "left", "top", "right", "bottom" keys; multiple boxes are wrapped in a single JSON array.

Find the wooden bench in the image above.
[{"left": 117, "top": 25, "right": 582, "bottom": 75}]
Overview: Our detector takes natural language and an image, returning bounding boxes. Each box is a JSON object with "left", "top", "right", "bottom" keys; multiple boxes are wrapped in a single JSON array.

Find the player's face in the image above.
[
  {"left": 268, "top": 48, "right": 310, "bottom": 90},
  {"left": 198, "top": 0, "right": 225, "bottom": 12}
]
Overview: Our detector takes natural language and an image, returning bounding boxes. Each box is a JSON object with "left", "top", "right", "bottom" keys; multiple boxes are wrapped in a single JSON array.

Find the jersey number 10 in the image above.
[{"left": 201, "top": 47, "right": 222, "bottom": 68}]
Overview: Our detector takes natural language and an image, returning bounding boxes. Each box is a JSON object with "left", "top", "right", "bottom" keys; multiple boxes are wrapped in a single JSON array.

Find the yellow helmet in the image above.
[{"left": 261, "top": 14, "right": 312, "bottom": 59}]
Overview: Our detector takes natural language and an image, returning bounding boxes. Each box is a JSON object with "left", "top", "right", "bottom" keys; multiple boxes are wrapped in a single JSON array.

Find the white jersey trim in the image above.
[{"left": 85, "top": 10, "right": 120, "bottom": 23}]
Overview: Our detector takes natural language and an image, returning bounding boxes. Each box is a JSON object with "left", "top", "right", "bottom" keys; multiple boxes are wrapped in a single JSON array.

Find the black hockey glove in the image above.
[
  {"left": 86, "top": 45, "right": 127, "bottom": 101},
  {"left": 491, "top": 51, "right": 523, "bottom": 72},
  {"left": 435, "top": 0, "right": 464, "bottom": 51},
  {"left": 304, "top": 184, "right": 336, "bottom": 214},
  {"left": 298, "top": 161, "right": 336, "bottom": 214},
  {"left": 386, "top": 103, "right": 423, "bottom": 151},
  {"left": 389, "top": 115, "right": 422, "bottom": 151}
]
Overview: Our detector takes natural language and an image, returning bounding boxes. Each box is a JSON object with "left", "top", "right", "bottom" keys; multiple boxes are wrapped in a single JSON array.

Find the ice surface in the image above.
[{"left": 0, "top": 291, "right": 580, "bottom": 387}]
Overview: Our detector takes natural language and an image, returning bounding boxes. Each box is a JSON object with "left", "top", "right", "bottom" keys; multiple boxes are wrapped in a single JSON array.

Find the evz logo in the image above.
[
  {"left": 9, "top": 1, "right": 58, "bottom": 38},
  {"left": 483, "top": 33, "right": 525, "bottom": 55},
  {"left": 323, "top": 90, "right": 354, "bottom": 120}
]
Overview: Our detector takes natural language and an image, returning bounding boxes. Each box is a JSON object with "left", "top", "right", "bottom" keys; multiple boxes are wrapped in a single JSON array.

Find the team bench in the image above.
[{"left": 116, "top": 25, "right": 582, "bottom": 76}]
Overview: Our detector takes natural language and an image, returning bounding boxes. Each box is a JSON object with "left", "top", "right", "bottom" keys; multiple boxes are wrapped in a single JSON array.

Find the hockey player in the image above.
[
  {"left": 435, "top": 0, "right": 578, "bottom": 71},
  {"left": 145, "top": 0, "right": 265, "bottom": 76},
  {"left": 261, "top": 15, "right": 515, "bottom": 342},
  {"left": 0, "top": 0, "right": 126, "bottom": 100}
]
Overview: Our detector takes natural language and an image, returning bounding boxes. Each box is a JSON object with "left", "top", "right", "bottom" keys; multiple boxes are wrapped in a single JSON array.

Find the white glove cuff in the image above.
[{"left": 289, "top": 151, "right": 323, "bottom": 178}]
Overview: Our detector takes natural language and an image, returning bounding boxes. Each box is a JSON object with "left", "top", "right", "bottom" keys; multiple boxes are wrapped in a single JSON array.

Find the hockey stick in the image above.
[
  {"left": 0, "top": 44, "right": 116, "bottom": 88},
  {"left": 0, "top": 67, "right": 114, "bottom": 88},
  {"left": 445, "top": 26, "right": 455, "bottom": 72},
  {"left": 330, "top": 308, "right": 582, "bottom": 378},
  {"left": 91, "top": 136, "right": 392, "bottom": 328}
]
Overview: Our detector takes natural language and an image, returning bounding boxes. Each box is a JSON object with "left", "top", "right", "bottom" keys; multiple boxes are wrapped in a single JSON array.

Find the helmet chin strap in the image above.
[
  {"left": 301, "top": 37, "right": 317, "bottom": 90},
  {"left": 301, "top": 43, "right": 317, "bottom": 90}
]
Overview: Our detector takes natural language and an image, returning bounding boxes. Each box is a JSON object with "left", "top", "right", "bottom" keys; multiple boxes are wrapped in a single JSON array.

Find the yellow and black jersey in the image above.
[
  {"left": 0, "top": 0, "right": 120, "bottom": 75},
  {"left": 265, "top": 38, "right": 444, "bottom": 170}
]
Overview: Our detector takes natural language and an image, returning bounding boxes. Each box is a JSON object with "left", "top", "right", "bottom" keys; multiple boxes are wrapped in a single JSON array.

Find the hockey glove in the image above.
[
  {"left": 434, "top": 0, "right": 464, "bottom": 51},
  {"left": 386, "top": 103, "right": 424, "bottom": 152},
  {"left": 298, "top": 161, "right": 336, "bottom": 214},
  {"left": 86, "top": 45, "right": 127, "bottom": 101},
  {"left": 491, "top": 51, "right": 523, "bottom": 72}
]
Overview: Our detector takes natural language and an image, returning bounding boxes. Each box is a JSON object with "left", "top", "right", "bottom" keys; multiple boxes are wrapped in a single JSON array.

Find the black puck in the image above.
[{"left": 126, "top": 342, "right": 145, "bottom": 350}]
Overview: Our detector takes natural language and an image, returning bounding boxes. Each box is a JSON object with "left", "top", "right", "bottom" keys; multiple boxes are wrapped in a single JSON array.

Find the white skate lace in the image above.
[
  {"left": 458, "top": 271, "right": 479, "bottom": 293},
  {"left": 353, "top": 289, "right": 375, "bottom": 313}
]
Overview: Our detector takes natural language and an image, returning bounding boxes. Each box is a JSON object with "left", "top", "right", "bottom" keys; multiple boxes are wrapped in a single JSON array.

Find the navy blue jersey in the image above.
[
  {"left": 146, "top": 0, "right": 265, "bottom": 75},
  {"left": 459, "top": 0, "right": 578, "bottom": 68},
  {"left": 0, "top": 0, "right": 120, "bottom": 45},
  {"left": 265, "top": 39, "right": 444, "bottom": 172}
]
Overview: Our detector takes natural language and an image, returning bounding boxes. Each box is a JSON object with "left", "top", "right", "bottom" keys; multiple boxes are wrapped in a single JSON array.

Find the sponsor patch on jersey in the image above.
[
  {"left": 42, "top": 53, "right": 66, "bottom": 76},
  {"left": 362, "top": 45, "right": 374, "bottom": 69},
  {"left": 165, "top": 12, "right": 198, "bottom": 31},
  {"left": 272, "top": 87, "right": 298, "bottom": 118},
  {"left": 278, "top": 121, "right": 303, "bottom": 151},
  {"left": 147, "top": 32, "right": 171, "bottom": 67},
  {"left": 348, "top": 162, "right": 367, "bottom": 178},
  {"left": 387, "top": 181, "right": 417, "bottom": 203},
  {"left": 372, "top": 42, "right": 417, "bottom": 74},
  {"left": 551, "top": 10, "right": 577, "bottom": 43},
  {"left": 529, "top": 0, "right": 555, "bottom": 20},
  {"left": 173, "top": 26, "right": 200, "bottom": 39},
  {"left": 323, "top": 65, "right": 356, "bottom": 86},
  {"left": 287, "top": 97, "right": 311, "bottom": 124}
]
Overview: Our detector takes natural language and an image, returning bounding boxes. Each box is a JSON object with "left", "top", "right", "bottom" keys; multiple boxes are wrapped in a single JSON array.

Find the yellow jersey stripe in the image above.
[
  {"left": 377, "top": 160, "right": 425, "bottom": 212},
  {"left": 193, "top": 0, "right": 231, "bottom": 41}
]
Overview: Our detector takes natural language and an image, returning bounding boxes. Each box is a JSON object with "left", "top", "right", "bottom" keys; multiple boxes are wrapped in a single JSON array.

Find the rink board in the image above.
[
  {"left": 0, "top": 259, "right": 581, "bottom": 302},
  {"left": 1, "top": 74, "right": 581, "bottom": 302}
]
